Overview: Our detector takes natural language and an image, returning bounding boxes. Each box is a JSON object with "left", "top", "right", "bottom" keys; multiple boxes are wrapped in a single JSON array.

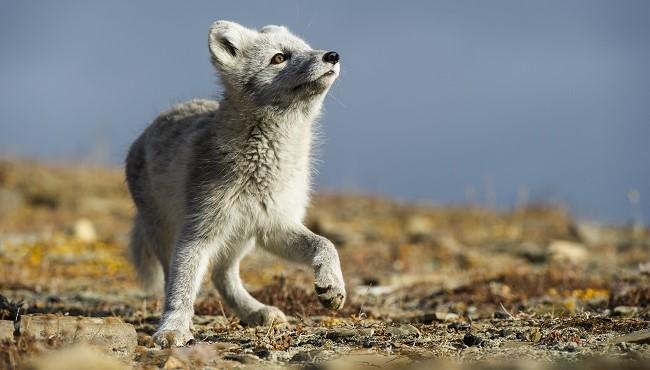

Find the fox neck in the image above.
[{"left": 218, "top": 92, "right": 321, "bottom": 197}]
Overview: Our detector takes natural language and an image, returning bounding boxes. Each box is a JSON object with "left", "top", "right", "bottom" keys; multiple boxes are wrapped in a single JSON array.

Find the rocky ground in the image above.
[{"left": 0, "top": 159, "right": 649, "bottom": 370}]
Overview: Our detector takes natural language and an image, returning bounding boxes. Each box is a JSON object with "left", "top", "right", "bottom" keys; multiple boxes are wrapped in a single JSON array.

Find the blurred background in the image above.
[{"left": 1, "top": 0, "right": 649, "bottom": 224}]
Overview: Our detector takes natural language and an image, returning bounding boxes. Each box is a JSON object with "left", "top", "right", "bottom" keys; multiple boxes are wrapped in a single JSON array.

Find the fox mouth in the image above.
[{"left": 292, "top": 70, "right": 336, "bottom": 91}]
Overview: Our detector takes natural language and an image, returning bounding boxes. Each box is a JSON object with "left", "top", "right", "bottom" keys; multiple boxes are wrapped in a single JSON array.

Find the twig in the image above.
[
  {"left": 499, "top": 302, "right": 516, "bottom": 320},
  {"left": 264, "top": 317, "right": 276, "bottom": 341}
]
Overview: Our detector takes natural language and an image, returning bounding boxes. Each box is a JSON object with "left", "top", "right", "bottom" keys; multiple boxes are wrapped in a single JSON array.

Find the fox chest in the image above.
[{"left": 237, "top": 145, "right": 311, "bottom": 223}]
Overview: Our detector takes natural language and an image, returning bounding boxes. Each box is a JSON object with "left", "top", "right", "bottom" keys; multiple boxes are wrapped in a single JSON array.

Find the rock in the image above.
[
  {"left": 386, "top": 324, "right": 421, "bottom": 338},
  {"left": 325, "top": 328, "right": 374, "bottom": 341},
  {"left": 448, "top": 322, "right": 470, "bottom": 331},
  {"left": 462, "top": 333, "right": 483, "bottom": 347},
  {"left": 26, "top": 345, "right": 128, "bottom": 370},
  {"left": 69, "top": 218, "right": 97, "bottom": 243},
  {"left": 20, "top": 315, "right": 136, "bottom": 359},
  {"left": 0, "top": 320, "right": 14, "bottom": 342},
  {"left": 548, "top": 240, "right": 588, "bottom": 264},
  {"left": 612, "top": 306, "right": 640, "bottom": 318},
  {"left": 402, "top": 311, "right": 461, "bottom": 324},
  {"left": 611, "top": 329, "right": 650, "bottom": 344}
]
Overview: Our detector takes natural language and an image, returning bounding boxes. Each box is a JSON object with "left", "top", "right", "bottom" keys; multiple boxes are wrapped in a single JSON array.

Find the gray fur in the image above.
[{"left": 125, "top": 20, "right": 344, "bottom": 347}]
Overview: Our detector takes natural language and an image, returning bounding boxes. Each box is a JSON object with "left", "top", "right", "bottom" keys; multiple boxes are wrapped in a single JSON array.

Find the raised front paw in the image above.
[
  {"left": 241, "top": 306, "right": 287, "bottom": 326},
  {"left": 315, "top": 283, "right": 346, "bottom": 310},
  {"left": 152, "top": 329, "right": 194, "bottom": 348}
]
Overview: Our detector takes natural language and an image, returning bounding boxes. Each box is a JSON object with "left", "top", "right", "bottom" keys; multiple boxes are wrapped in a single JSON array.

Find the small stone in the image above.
[
  {"left": 386, "top": 324, "right": 421, "bottom": 338},
  {"left": 462, "top": 333, "right": 483, "bottom": 347},
  {"left": 70, "top": 218, "right": 97, "bottom": 243},
  {"left": 253, "top": 346, "right": 271, "bottom": 359},
  {"left": 448, "top": 322, "right": 470, "bottom": 331},
  {"left": 611, "top": 329, "right": 650, "bottom": 344},
  {"left": 325, "top": 328, "right": 374, "bottom": 341},
  {"left": 612, "top": 306, "right": 640, "bottom": 318}
]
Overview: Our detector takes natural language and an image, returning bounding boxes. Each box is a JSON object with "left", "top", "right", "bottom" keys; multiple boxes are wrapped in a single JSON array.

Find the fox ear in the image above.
[
  {"left": 260, "top": 25, "right": 288, "bottom": 34},
  {"left": 208, "top": 21, "right": 256, "bottom": 66}
]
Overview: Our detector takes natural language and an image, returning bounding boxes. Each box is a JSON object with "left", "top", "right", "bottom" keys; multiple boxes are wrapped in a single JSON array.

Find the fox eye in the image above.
[{"left": 270, "top": 53, "right": 286, "bottom": 64}]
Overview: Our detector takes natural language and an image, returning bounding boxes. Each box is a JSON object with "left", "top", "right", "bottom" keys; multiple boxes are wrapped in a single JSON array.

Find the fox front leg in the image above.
[{"left": 260, "top": 225, "right": 346, "bottom": 310}]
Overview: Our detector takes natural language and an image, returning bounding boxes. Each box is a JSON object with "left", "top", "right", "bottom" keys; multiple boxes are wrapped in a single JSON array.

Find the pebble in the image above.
[
  {"left": 253, "top": 346, "right": 271, "bottom": 359},
  {"left": 448, "top": 322, "right": 470, "bottom": 331},
  {"left": 70, "top": 218, "right": 97, "bottom": 243},
  {"left": 386, "top": 324, "right": 421, "bottom": 338},
  {"left": 325, "top": 328, "right": 374, "bottom": 341},
  {"left": 462, "top": 333, "right": 484, "bottom": 347},
  {"left": 610, "top": 329, "right": 650, "bottom": 344},
  {"left": 612, "top": 306, "right": 640, "bottom": 318}
]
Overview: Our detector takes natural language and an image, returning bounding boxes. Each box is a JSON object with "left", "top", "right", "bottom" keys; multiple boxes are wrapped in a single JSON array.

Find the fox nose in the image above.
[{"left": 323, "top": 51, "right": 339, "bottom": 65}]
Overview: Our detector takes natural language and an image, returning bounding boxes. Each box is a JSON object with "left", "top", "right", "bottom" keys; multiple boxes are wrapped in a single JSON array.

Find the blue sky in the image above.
[{"left": 1, "top": 1, "right": 649, "bottom": 224}]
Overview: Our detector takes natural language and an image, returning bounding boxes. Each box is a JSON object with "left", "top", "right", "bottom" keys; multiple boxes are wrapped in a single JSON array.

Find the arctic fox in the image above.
[{"left": 125, "top": 21, "right": 345, "bottom": 347}]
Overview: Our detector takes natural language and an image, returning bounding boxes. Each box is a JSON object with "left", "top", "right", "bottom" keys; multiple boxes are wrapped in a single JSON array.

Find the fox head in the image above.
[{"left": 208, "top": 21, "right": 340, "bottom": 108}]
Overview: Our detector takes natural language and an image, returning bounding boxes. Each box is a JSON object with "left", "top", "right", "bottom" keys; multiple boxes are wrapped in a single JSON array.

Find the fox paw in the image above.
[
  {"left": 152, "top": 329, "right": 194, "bottom": 348},
  {"left": 315, "top": 284, "right": 346, "bottom": 310},
  {"left": 241, "top": 306, "right": 287, "bottom": 326}
]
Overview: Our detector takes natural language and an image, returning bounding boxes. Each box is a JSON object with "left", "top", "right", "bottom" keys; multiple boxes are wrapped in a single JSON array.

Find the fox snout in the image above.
[{"left": 323, "top": 51, "right": 339, "bottom": 64}]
